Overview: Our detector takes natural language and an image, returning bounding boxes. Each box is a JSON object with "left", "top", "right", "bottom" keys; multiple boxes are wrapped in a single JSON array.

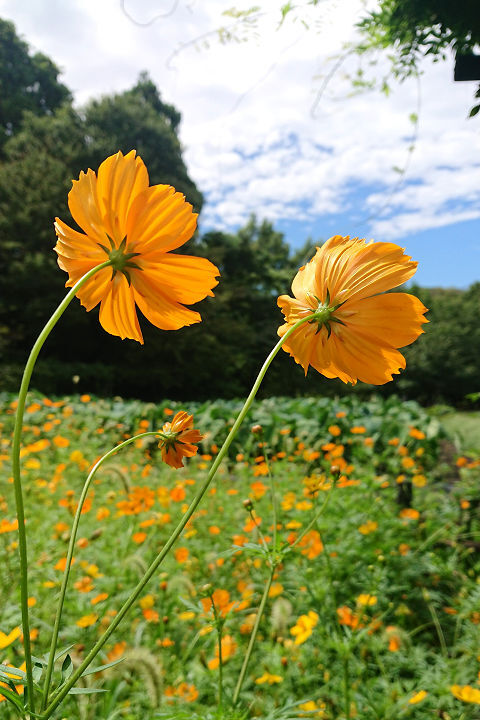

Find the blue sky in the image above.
[
  {"left": 274, "top": 216, "right": 479, "bottom": 289},
  {"left": 1, "top": 0, "right": 478, "bottom": 289}
]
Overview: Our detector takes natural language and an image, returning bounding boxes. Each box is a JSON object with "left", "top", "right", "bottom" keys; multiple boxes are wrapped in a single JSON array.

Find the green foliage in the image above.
[
  {"left": 398, "top": 284, "right": 480, "bottom": 405},
  {"left": 0, "top": 22, "right": 203, "bottom": 393},
  {"left": 0, "top": 18, "right": 71, "bottom": 151},
  {"left": 355, "top": 0, "right": 480, "bottom": 114},
  {"left": 84, "top": 72, "right": 203, "bottom": 212},
  {"left": 357, "top": 0, "right": 480, "bottom": 60},
  {"left": 1, "top": 393, "right": 480, "bottom": 718}
]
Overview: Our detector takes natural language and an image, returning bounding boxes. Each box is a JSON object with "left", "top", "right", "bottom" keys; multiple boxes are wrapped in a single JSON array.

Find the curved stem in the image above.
[
  {"left": 42, "top": 312, "right": 317, "bottom": 719},
  {"left": 232, "top": 563, "right": 276, "bottom": 705},
  {"left": 41, "top": 431, "right": 160, "bottom": 709},
  {"left": 11, "top": 261, "right": 111, "bottom": 713}
]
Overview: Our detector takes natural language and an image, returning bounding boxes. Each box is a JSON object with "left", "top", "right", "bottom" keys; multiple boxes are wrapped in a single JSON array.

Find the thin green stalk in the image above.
[
  {"left": 287, "top": 484, "right": 333, "bottom": 552},
  {"left": 41, "top": 431, "right": 160, "bottom": 709},
  {"left": 247, "top": 508, "right": 269, "bottom": 553},
  {"left": 211, "top": 602, "right": 224, "bottom": 714},
  {"left": 232, "top": 563, "right": 276, "bottom": 706},
  {"left": 422, "top": 589, "right": 448, "bottom": 658},
  {"left": 42, "top": 312, "right": 317, "bottom": 719},
  {"left": 343, "top": 653, "right": 351, "bottom": 720},
  {"left": 262, "top": 443, "right": 278, "bottom": 551},
  {"left": 11, "top": 261, "right": 111, "bottom": 713}
]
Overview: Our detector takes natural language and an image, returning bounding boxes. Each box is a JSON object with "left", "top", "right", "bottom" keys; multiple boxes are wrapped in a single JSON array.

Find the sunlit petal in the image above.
[
  {"left": 277, "top": 235, "right": 427, "bottom": 384},
  {"left": 55, "top": 150, "right": 220, "bottom": 342}
]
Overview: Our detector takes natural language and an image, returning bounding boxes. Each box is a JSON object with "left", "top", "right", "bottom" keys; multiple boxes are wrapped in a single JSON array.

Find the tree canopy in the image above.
[{"left": 0, "top": 18, "right": 71, "bottom": 151}]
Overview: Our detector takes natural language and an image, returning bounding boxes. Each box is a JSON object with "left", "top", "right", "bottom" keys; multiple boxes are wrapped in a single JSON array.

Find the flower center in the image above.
[
  {"left": 158, "top": 428, "right": 181, "bottom": 448},
  {"left": 309, "top": 290, "right": 346, "bottom": 338},
  {"left": 99, "top": 235, "right": 141, "bottom": 285},
  {"left": 313, "top": 301, "right": 334, "bottom": 325}
]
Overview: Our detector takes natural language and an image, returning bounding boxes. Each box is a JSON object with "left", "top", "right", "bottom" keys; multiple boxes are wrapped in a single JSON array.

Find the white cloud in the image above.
[{"left": 0, "top": 0, "right": 478, "bottom": 246}]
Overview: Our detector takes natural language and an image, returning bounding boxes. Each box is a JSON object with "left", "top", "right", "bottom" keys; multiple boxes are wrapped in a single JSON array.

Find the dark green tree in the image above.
[
  {"left": 83, "top": 72, "right": 202, "bottom": 211},
  {"left": 0, "top": 60, "right": 203, "bottom": 388},
  {"left": 399, "top": 283, "right": 480, "bottom": 404},
  {"left": 0, "top": 18, "right": 71, "bottom": 151}
]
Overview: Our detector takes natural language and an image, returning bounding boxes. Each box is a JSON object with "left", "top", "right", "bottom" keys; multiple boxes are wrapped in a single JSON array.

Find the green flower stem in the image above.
[
  {"left": 11, "top": 261, "right": 111, "bottom": 714},
  {"left": 41, "top": 431, "right": 160, "bottom": 710},
  {"left": 210, "top": 602, "right": 224, "bottom": 714},
  {"left": 248, "top": 508, "right": 269, "bottom": 553},
  {"left": 343, "top": 652, "right": 351, "bottom": 720},
  {"left": 232, "top": 562, "right": 276, "bottom": 706},
  {"left": 263, "top": 446, "right": 278, "bottom": 551},
  {"left": 41, "top": 312, "right": 317, "bottom": 719}
]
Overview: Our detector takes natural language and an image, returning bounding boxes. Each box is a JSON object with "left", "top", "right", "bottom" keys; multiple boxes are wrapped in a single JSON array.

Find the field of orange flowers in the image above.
[{"left": 1, "top": 392, "right": 480, "bottom": 719}]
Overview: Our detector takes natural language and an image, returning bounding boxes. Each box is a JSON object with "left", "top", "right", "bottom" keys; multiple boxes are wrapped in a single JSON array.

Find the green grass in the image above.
[{"left": 435, "top": 410, "right": 480, "bottom": 454}]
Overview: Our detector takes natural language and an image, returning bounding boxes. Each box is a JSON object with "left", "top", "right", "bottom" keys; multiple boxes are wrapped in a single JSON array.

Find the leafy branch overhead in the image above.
[{"left": 354, "top": 0, "right": 480, "bottom": 115}]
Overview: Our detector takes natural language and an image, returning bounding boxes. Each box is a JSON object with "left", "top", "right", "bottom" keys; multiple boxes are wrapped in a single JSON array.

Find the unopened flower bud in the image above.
[
  {"left": 251, "top": 424, "right": 263, "bottom": 434},
  {"left": 243, "top": 498, "right": 254, "bottom": 511}
]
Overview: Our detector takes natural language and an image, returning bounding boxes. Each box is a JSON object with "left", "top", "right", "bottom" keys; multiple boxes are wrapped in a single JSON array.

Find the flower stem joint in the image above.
[{"left": 309, "top": 289, "right": 346, "bottom": 338}]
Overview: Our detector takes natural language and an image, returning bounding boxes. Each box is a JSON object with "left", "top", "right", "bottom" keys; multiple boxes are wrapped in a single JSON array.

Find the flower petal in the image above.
[
  {"left": 291, "top": 249, "right": 324, "bottom": 306},
  {"left": 126, "top": 185, "right": 197, "bottom": 254},
  {"left": 68, "top": 151, "right": 148, "bottom": 245},
  {"left": 96, "top": 150, "right": 149, "bottom": 242},
  {"left": 54, "top": 218, "right": 105, "bottom": 261},
  {"left": 314, "top": 236, "right": 418, "bottom": 305},
  {"left": 328, "top": 326, "right": 407, "bottom": 384},
  {"left": 133, "top": 287, "right": 201, "bottom": 331},
  {"left": 278, "top": 321, "right": 320, "bottom": 376},
  {"left": 99, "top": 274, "right": 143, "bottom": 343},
  {"left": 67, "top": 168, "right": 106, "bottom": 244},
  {"left": 338, "top": 292, "right": 428, "bottom": 348},
  {"left": 137, "top": 253, "right": 219, "bottom": 304}
]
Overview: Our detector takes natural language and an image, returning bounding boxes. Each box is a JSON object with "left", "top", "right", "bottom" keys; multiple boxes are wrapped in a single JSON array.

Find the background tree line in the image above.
[{"left": 0, "top": 18, "right": 478, "bottom": 406}]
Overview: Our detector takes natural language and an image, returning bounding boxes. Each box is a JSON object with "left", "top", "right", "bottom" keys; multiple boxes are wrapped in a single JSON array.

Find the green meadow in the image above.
[{"left": 2, "top": 392, "right": 480, "bottom": 719}]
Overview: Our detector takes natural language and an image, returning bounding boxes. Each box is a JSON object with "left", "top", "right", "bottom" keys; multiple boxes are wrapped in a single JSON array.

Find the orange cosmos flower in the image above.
[
  {"left": 277, "top": 235, "right": 428, "bottom": 384},
  {"left": 158, "top": 411, "right": 203, "bottom": 469},
  {"left": 54, "top": 150, "right": 219, "bottom": 343}
]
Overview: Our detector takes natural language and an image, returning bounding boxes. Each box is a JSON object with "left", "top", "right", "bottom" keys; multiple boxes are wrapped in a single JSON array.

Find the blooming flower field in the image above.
[{"left": 1, "top": 392, "right": 479, "bottom": 719}]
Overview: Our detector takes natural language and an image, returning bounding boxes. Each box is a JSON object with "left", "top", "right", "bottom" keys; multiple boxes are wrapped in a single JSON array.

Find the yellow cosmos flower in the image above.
[
  {"left": 277, "top": 235, "right": 428, "bottom": 384},
  {"left": 451, "top": 684, "right": 480, "bottom": 704},
  {"left": 255, "top": 672, "right": 283, "bottom": 684},
  {"left": 54, "top": 150, "right": 219, "bottom": 343},
  {"left": 290, "top": 611, "right": 319, "bottom": 645},
  {"left": 409, "top": 690, "right": 428, "bottom": 704},
  {"left": 0, "top": 626, "right": 21, "bottom": 650}
]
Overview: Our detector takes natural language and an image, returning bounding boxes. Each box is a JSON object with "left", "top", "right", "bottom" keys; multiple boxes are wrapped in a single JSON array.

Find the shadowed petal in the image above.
[
  {"left": 136, "top": 253, "right": 219, "bottom": 304},
  {"left": 99, "top": 274, "right": 143, "bottom": 343},
  {"left": 134, "top": 287, "right": 201, "bottom": 331},
  {"left": 328, "top": 327, "right": 407, "bottom": 385},
  {"left": 338, "top": 293, "right": 428, "bottom": 348}
]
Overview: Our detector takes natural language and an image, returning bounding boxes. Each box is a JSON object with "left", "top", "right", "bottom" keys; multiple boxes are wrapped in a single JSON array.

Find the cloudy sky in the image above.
[{"left": 1, "top": 0, "right": 479, "bottom": 287}]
